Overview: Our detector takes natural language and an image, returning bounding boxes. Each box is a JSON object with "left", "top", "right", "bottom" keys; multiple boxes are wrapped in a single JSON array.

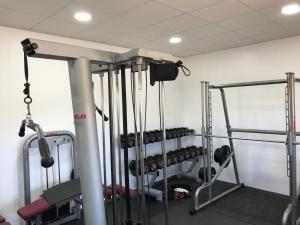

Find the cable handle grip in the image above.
[
  {"left": 18, "top": 119, "right": 26, "bottom": 137},
  {"left": 38, "top": 138, "right": 54, "bottom": 168},
  {"left": 27, "top": 120, "right": 54, "bottom": 168},
  {"left": 95, "top": 105, "right": 109, "bottom": 121}
]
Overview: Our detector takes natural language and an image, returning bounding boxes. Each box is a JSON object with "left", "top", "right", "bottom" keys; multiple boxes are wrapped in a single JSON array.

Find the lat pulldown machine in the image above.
[
  {"left": 21, "top": 38, "right": 188, "bottom": 225},
  {"left": 191, "top": 73, "right": 300, "bottom": 225}
]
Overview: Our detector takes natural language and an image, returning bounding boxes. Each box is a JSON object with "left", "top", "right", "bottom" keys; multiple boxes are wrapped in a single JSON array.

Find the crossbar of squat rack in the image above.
[
  {"left": 194, "top": 134, "right": 300, "bottom": 145},
  {"left": 209, "top": 78, "right": 300, "bottom": 89},
  {"left": 230, "top": 128, "right": 300, "bottom": 136},
  {"left": 194, "top": 134, "right": 286, "bottom": 144}
]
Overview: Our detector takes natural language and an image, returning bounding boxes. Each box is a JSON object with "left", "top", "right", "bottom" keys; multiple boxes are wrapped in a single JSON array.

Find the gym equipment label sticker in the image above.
[{"left": 74, "top": 114, "right": 87, "bottom": 120}]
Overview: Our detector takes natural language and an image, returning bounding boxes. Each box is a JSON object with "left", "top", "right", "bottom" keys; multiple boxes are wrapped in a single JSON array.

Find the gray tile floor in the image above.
[
  {"left": 68, "top": 180, "right": 290, "bottom": 225},
  {"left": 132, "top": 180, "right": 289, "bottom": 225}
]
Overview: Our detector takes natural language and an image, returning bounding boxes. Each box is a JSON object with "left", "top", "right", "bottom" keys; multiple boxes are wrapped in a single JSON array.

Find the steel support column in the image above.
[
  {"left": 68, "top": 57, "right": 106, "bottom": 225},
  {"left": 287, "top": 72, "right": 297, "bottom": 225}
]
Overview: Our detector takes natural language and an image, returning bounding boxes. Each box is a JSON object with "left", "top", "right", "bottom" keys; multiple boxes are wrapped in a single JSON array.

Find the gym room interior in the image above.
[{"left": 1, "top": 0, "right": 300, "bottom": 225}]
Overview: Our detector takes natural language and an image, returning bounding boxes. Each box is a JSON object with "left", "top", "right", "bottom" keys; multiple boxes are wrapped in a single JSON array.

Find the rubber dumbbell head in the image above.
[
  {"left": 167, "top": 152, "right": 173, "bottom": 166},
  {"left": 171, "top": 129, "right": 177, "bottom": 138},
  {"left": 127, "top": 133, "right": 135, "bottom": 147},
  {"left": 129, "top": 159, "right": 149, "bottom": 176},
  {"left": 147, "top": 156, "right": 157, "bottom": 172},
  {"left": 175, "top": 149, "right": 185, "bottom": 163},
  {"left": 129, "top": 160, "right": 137, "bottom": 176},
  {"left": 166, "top": 129, "right": 173, "bottom": 140},
  {"left": 190, "top": 148, "right": 197, "bottom": 159},
  {"left": 170, "top": 151, "right": 178, "bottom": 164},
  {"left": 195, "top": 147, "right": 202, "bottom": 156},
  {"left": 183, "top": 148, "right": 191, "bottom": 160},
  {"left": 214, "top": 145, "right": 231, "bottom": 167},
  {"left": 221, "top": 145, "right": 231, "bottom": 167},
  {"left": 154, "top": 154, "right": 163, "bottom": 169},
  {"left": 143, "top": 132, "right": 151, "bottom": 144},
  {"left": 167, "top": 151, "right": 178, "bottom": 166},
  {"left": 155, "top": 130, "right": 162, "bottom": 142},
  {"left": 143, "top": 159, "right": 149, "bottom": 174},
  {"left": 149, "top": 131, "right": 157, "bottom": 143},
  {"left": 198, "top": 167, "right": 216, "bottom": 182}
]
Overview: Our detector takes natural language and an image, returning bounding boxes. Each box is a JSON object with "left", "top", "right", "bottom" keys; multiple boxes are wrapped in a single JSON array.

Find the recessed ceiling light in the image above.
[
  {"left": 169, "top": 37, "right": 182, "bottom": 44},
  {"left": 281, "top": 3, "right": 300, "bottom": 15},
  {"left": 74, "top": 11, "right": 92, "bottom": 22}
]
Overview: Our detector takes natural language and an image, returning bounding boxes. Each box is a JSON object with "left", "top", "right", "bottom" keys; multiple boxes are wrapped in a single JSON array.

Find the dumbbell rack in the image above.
[
  {"left": 145, "top": 150, "right": 202, "bottom": 201},
  {"left": 176, "top": 138, "right": 202, "bottom": 183},
  {"left": 124, "top": 129, "right": 202, "bottom": 202}
]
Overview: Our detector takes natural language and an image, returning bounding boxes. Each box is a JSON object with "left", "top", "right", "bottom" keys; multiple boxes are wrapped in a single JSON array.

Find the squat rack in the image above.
[
  {"left": 191, "top": 73, "right": 300, "bottom": 225},
  {"left": 21, "top": 38, "right": 180, "bottom": 225}
]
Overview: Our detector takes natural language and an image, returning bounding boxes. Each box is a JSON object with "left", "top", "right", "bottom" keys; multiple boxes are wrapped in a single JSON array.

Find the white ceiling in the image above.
[{"left": 0, "top": 0, "right": 300, "bottom": 57}]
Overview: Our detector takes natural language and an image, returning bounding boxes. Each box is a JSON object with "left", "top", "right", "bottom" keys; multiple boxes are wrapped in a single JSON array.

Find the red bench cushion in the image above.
[
  {"left": 0, "top": 215, "right": 5, "bottom": 223},
  {"left": 104, "top": 186, "right": 135, "bottom": 198},
  {"left": 17, "top": 198, "right": 51, "bottom": 220}
]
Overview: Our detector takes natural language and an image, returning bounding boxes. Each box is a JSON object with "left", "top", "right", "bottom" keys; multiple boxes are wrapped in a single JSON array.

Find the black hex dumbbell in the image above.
[
  {"left": 143, "top": 131, "right": 151, "bottom": 144},
  {"left": 187, "top": 129, "right": 195, "bottom": 135},
  {"left": 190, "top": 146, "right": 197, "bottom": 158},
  {"left": 129, "top": 160, "right": 137, "bottom": 176},
  {"left": 167, "top": 152, "right": 173, "bottom": 166},
  {"left": 169, "top": 151, "right": 178, "bottom": 165},
  {"left": 154, "top": 130, "right": 162, "bottom": 142},
  {"left": 147, "top": 156, "right": 157, "bottom": 172},
  {"left": 198, "top": 167, "right": 216, "bottom": 182},
  {"left": 183, "top": 147, "right": 191, "bottom": 160},
  {"left": 195, "top": 147, "right": 203, "bottom": 157},
  {"left": 127, "top": 133, "right": 135, "bottom": 147},
  {"left": 129, "top": 159, "right": 149, "bottom": 176},
  {"left": 121, "top": 133, "right": 135, "bottom": 148},
  {"left": 175, "top": 149, "right": 185, "bottom": 163},
  {"left": 178, "top": 127, "right": 186, "bottom": 137},
  {"left": 166, "top": 129, "right": 172, "bottom": 140},
  {"left": 171, "top": 129, "right": 177, "bottom": 139},
  {"left": 144, "top": 159, "right": 149, "bottom": 174},
  {"left": 148, "top": 131, "right": 157, "bottom": 143},
  {"left": 154, "top": 154, "right": 163, "bottom": 169},
  {"left": 214, "top": 145, "right": 231, "bottom": 167}
]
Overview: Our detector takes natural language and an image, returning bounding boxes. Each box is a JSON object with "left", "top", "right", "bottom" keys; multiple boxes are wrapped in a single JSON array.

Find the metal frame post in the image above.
[
  {"left": 159, "top": 81, "right": 169, "bottom": 225},
  {"left": 132, "top": 69, "right": 142, "bottom": 224},
  {"left": 219, "top": 88, "right": 240, "bottom": 185},
  {"left": 286, "top": 72, "right": 297, "bottom": 225},
  {"left": 115, "top": 69, "right": 124, "bottom": 224},
  {"left": 68, "top": 57, "right": 106, "bottom": 225},
  {"left": 201, "top": 82, "right": 207, "bottom": 182},
  {"left": 177, "top": 137, "right": 183, "bottom": 175},
  {"left": 108, "top": 65, "right": 118, "bottom": 225},
  {"left": 192, "top": 82, "right": 243, "bottom": 214},
  {"left": 120, "top": 65, "right": 133, "bottom": 225},
  {"left": 99, "top": 72, "right": 108, "bottom": 219},
  {"left": 205, "top": 82, "right": 212, "bottom": 201},
  {"left": 136, "top": 58, "right": 146, "bottom": 225}
]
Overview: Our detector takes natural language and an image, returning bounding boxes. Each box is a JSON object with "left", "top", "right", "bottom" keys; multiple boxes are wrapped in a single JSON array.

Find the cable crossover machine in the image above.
[
  {"left": 20, "top": 38, "right": 190, "bottom": 225},
  {"left": 190, "top": 73, "right": 300, "bottom": 225}
]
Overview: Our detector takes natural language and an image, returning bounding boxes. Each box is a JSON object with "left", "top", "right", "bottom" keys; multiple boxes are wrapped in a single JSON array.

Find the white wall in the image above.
[
  {"left": 181, "top": 35, "right": 300, "bottom": 195},
  {"left": 0, "top": 26, "right": 186, "bottom": 224}
]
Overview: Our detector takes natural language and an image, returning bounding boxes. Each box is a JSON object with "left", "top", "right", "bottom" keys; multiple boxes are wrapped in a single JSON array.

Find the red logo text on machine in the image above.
[{"left": 74, "top": 114, "right": 87, "bottom": 120}]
